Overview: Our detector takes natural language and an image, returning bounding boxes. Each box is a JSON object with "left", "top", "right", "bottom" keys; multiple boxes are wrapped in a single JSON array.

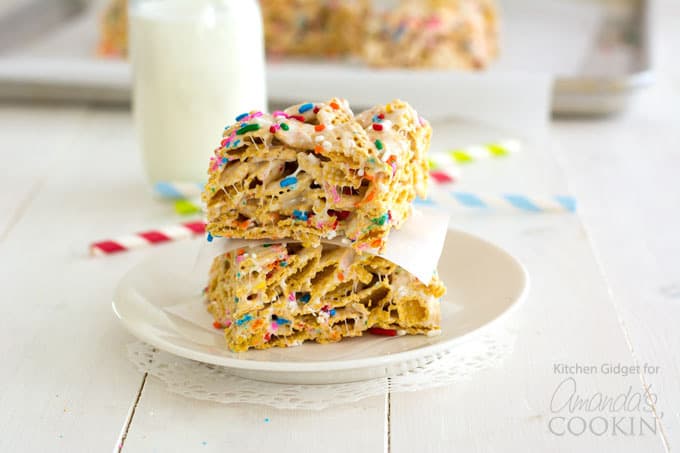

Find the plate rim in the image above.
[{"left": 112, "top": 227, "right": 529, "bottom": 373}]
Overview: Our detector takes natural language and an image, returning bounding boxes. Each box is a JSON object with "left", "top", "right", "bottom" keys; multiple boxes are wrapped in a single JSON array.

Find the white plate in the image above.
[{"left": 112, "top": 227, "right": 528, "bottom": 384}]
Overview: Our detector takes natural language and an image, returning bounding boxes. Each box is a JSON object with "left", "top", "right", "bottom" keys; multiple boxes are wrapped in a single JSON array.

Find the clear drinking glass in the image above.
[{"left": 129, "top": 0, "right": 267, "bottom": 184}]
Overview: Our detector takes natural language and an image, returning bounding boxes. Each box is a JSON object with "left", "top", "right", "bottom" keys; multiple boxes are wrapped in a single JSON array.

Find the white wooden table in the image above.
[{"left": 1, "top": 3, "right": 679, "bottom": 452}]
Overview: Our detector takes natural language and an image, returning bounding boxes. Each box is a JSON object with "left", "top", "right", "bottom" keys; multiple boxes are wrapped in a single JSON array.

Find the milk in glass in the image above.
[{"left": 130, "top": 0, "right": 266, "bottom": 183}]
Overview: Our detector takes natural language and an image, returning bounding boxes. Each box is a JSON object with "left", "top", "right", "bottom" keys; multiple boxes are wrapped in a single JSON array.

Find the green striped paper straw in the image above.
[{"left": 429, "top": 139, "right": 521, "bottom": 168}]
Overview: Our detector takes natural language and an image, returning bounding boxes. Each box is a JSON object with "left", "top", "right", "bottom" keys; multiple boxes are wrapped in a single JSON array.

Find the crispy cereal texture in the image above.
[
  {"left": 202, "top": 98, "right": 432, "bottom": 253},
  {"left": 363, "top": 0, "right": 499, "bottom": 69},
  {"left": 261, "top": 0, "right": 369, "bottom": 57},
  {"left": 207, "top": 242, "right": 446, "bottom": 352}
]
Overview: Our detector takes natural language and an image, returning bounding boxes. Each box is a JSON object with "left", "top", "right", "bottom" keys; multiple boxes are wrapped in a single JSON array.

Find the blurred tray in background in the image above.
[{"left": 0, "top": 0, "right": 653, "bottom": 115}]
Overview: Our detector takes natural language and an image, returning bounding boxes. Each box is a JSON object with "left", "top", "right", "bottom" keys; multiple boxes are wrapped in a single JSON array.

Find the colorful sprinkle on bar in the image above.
[
  {"left": 368, "top": 327, "right": 397, "bottom": 336},
  {"left": 298, "top": 103, "right": 314, "bottom": 113},
  {"left": 236, "top": 314, "right": 253, "bottom": 326},
  {"left": 280, "top": 176, "right": 298, "bottom": 188},
  {"left": 237, "top": 124, "right": 260, "bottom": 135},
  {"left": 371, "top": 213, "right": 389, "bottom": 226},
  {"left": 293, "top": 210, "right": 309, "bottom": 221},
  {"left": 328, "top": 209, "right": 351, "bottom": 221}
]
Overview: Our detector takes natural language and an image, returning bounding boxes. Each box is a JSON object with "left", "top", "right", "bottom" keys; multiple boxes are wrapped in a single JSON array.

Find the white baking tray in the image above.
[{"left": 0, "top": 0, "right": 653, "bottom": 114}]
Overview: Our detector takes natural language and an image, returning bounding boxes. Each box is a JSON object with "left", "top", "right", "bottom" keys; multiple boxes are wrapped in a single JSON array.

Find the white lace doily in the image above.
[
  {"left": 127, "top": 325, "right": 515, "bottom": 410},
  {"left": 128, "top": 330, "right": 514, "bottom": 410}
]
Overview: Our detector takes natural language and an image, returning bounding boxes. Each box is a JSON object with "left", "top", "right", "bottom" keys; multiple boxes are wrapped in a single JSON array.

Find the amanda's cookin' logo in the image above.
[{"left": 548, "top": 363, "right": 663, "bottom": 436}]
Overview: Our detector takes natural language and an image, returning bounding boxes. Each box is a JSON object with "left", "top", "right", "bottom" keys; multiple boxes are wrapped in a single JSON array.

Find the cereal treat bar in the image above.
[
  {"left": 207, "top": 242, "right": 446, "bottom": 352},
  {"left": 261, "top": 0, "right": 327, "bottom": 57},
  {"left": 363, "top": 0, "right": 499, "bottom": 69},
  {"left": 261, "top": 0, "right": 369, "bottom": 57},
  {"left": 323, "top": 0, "right": 370, "bottom": 56},
  {"left": 98, "top": 0, "right": 128, "bottom": 58},
  {"left": 203, "top": 98, "right": 431, "bottom": 253}
]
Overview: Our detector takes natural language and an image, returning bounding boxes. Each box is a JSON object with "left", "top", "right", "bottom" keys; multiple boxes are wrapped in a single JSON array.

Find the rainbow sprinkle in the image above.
[
  {"left": 293, "top": 210, "right": 309, "bottom": 221},
  {"left": 326, "top": 184, "right": 341, "bottom": 203},
  {"left": 236, "top": 314, "right": 253, "bottom": 326},
  {"left": 298, "top": 103, "right": 314, "bottom": 113},
  {"left": 371, "top": 213, "right": 389, "bottom": 226},
  {"left": 237, "top": 124, "right": 260, "bottom": 135},
  {"left": 280, "top": 176, "right": 298, "bottom": 188}
]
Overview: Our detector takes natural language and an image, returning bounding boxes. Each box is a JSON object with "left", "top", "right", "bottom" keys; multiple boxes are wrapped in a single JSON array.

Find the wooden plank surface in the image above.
[
  {"left": 0, "top": 107, "right": 151, "bottom": 452},
  {"left": 551, "top": 81, "right": 680, "bottom": 450},
  {"left": 124, "top": 386, "right": 387, "bottom": 453},
  {"left": 0, "top": 103, "right": 86, "bottom": 239}
]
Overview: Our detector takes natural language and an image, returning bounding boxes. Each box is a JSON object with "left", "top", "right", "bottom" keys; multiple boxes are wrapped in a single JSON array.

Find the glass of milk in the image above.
[{"left": 129, "top": 0, "right": 266, "bottom": 184}]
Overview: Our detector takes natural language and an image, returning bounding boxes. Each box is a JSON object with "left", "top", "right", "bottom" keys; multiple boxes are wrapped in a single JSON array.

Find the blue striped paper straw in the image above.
[
  {"left": 159, "top": 183, "right": 575, "bottom": 214},
  {"left": 154, "top": 181, "right": 205, "bottom": 199},
  {"left": 417, "top": 192, "right": 576, "bottom": 213}
]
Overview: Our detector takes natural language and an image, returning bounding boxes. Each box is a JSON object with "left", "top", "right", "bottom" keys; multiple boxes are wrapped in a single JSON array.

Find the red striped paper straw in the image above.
[{"left": 90, "top": 221, "right": 206, "bottom": 256}]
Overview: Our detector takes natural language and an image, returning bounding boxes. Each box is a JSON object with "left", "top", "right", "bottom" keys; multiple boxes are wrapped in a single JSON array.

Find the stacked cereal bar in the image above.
[
  {"left": 203, "top": 99, "right": 445, "bottom": 351},
  {"left": 207, "top": 242, "right": 445, "bottom": 352},
  {"left": 202, "top": 98, "right": 431, "bottom": 253}
]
